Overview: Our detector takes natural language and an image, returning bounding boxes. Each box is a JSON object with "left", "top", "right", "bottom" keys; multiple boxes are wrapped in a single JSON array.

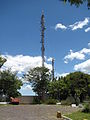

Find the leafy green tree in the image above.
[
  {"left": 0, "top": 56, "right": 6, "bottom": 68},
  {"left": 48, "top": 71, "right": 90, "bottom": 103},
  {"left": 25, "top": 67, "right": 51, "bottom": 101},
  {"left": 48, "top": 80, "right": 59, "bottom": 99},
  {"left": 48, "top": 77, "right": 69, "bottom": 100},
  {"left": 60, "top": 0, "right": 90, "bottom": 9},
  {"left": 65, "top": 72, "right": 90, "bottom": 102},
  {"left": 0, "top": 70, "right": 22, "bottom": 100}
]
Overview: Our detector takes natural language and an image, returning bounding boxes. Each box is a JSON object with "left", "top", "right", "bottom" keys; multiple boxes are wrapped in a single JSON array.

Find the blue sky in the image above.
[{"left": 0, "top": 0, "right": 90, "bottom": 95}]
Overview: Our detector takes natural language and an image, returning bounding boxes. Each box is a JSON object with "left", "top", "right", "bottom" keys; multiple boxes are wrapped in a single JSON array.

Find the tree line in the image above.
[
  {"left": 0, "top": 55, "right": 90, "bottom": 104},
  {"left": 25, "top": 66, "right": 90, "bottom": 104}
]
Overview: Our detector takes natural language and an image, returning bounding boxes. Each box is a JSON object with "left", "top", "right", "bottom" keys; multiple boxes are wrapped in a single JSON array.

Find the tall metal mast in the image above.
[
  {"left": 52, "top": 58, "right": 55, "bottom": 81},
  {"left": 41, "top": 11, "right": 45, "bottom": 67}
]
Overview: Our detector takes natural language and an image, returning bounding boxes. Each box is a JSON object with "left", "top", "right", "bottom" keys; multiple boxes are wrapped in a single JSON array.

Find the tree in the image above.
[
  {"left": 25, "top": 67, "right": 51, "bottom": 101},
  {"left": 0, "top": 70, "right": 22, "bottom": 101},
  {"left": 0, "top": 56, "right": 6, "bottom": 68},
  {"left": 48, "top": 71, "right": 90, "bottom": 104},
  {"left": 48, "top": 77, "right": 69, "bottom": 100},
  {"left": 65, "top": 71, "right": 90, "bottom": 102},
  {"left": 60, "top": 0, "right": 90, "bottom": 9}
]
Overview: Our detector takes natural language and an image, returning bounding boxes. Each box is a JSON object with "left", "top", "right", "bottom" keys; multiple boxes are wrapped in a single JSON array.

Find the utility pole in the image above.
[
  {"left": 52, "top": 58, "right": 55, "bottom": 81},
  {"left": 41, "top": 11, "right": 45, "bottom": 67}
]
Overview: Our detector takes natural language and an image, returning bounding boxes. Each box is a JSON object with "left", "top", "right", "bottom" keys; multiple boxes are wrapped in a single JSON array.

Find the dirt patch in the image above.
[{"left": 0, "top": 105, "right": 79, "bottom": 120}]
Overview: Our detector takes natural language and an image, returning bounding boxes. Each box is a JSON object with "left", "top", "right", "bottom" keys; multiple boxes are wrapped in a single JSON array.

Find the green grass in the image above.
[
  {"left": 66, "top": 111, "right": 90, "bottom": 120},
  {"left": 0, "top": 104, "right": 8, "bottom": 106}
]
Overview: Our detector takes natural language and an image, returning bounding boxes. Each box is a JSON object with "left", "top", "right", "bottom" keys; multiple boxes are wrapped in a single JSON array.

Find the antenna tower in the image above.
[
  {"left": 41, "top": 11, "right": 45, "bottom": 67},
  {"left": 52, "top": 58, "right": 55, "bottom": 81}
]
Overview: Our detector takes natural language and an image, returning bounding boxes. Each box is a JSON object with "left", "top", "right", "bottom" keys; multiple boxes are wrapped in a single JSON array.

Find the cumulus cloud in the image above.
[
  {"left": 64, "top": 49, "right": 85, "bottom": 63},
  {"left": 59, "top": 72, "right": 69, "bottom": 77},
  {"left": 74, "top": 59, "right": 90, "bottom": 74},
  {"left": 21, "top": 84, "right": 32, "bottom": 90},
  {"left": 55, "top": 23, "right": 67, "bottom": 30},
  {"left": 1, "top": 54, "right": 52, "bottom": 74},
  {"left": 80, "top": 48, "right": 90, "bottom": 54},
  {"left": 47, "top": 57, "right": 52, "bottom": 62},
  {"left": 85, "top": 27, "right": 90, "bottom": 32},
  {"left": 64, "top": 45, "right": 90, "bottom": 63},
  {"left": 69, "top": 18, "right": 90, "bottom": 30},
  {"left": 88, "top": 43, "right": 90, "bottom": 47},
  {"left": 19, "top": 84, "right": 36, "bottom": 96},
  {"left": 54, "top": 72, "right": 69, "bottom": 79},
  {"left": 55, "top": 17, "right": 90, "bottom": 32}
]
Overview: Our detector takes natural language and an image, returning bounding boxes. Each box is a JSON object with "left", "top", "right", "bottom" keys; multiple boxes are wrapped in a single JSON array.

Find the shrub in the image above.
[
  {"left": 61, "top": 96, "right": 75, "bottom": 105},
  {"left": 32, "top": 97, "right": 42, "bottom": 104},
  {"left": 45, "top": 98, "right": 58, "bottom": 104},
  {"left": 0, "top": 95, "right": 7, "bottom": 102},
  {"left": 85, "top": 96, "right": 90, "bottom": 101},
  {"left": 82, "top": 103, "right": 90, "bottom": 113},
  {"left": 61, "top": 100, "right": 69, "bottom": 105}
]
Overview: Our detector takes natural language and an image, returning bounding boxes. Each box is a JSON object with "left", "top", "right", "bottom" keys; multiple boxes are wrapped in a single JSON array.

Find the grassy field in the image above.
[{"left": 66, "top": 111, "right": 90, "bottom": 120}]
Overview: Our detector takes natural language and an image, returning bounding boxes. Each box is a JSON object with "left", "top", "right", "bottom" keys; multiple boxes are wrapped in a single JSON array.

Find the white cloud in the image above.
[
  {"left": 85, "top": 27, "right": 90, "bottom": 32},
  {"left": 64, "top": 45, "right": 90, "bottom": 63},
  {"left": 64, "top": 61, "right": 68, "bottom": 64},
  {"left": 74, "top": 59, "right": 90, "bottom": 74},
  {"left": 21, "top": 85, "right": 32, "bottom": 90},
  {"left": 69, "top": 18, "right": 90, "bottom": 30},
  {"left": 59, "top": 72, "right": 69, "bottom": 77},
  {"left": 55, "top": 23, "right": 67, "bottom": 30},
  {"left": 64, "top": 49, "right": 85, "bottom": 63},
  {"left": 88, "top": 43, "right": 90, "bottom": 47},
  {"left": 19, "top": 84, "right": 36, "bottom": 96},
  {"left": 80, "top": 48, "right": 90, "bottom": 54},
  {"left": 47, "top": 57, "right": 52, "bottom": 62},
  {"left": 55, "top": 17, "right": 90, "bottom": 32},
  {"left": 54, "top": 72, "right": 69, "bottom": 79},
  {"left": 1, "top": 54, "right": 52, "bottom": 74}
]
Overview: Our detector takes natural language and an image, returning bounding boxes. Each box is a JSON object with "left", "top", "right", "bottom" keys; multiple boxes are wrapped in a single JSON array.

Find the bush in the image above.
[
  {"left": 82, "top": 103, "right": 90, "bottom": 113},
  {"left": 0, "top": 95, "right": 7, "bottom": 102},
  {"left": 75, "top": 97, "right": 80, "bottom": 105},
  {"left": 61, "top": 96, "right": 75, "bottom": 105},
  {"left": 85, "top": 96, "right": 90, "bottom": 101},
  {"left": 45, "top": 98, "right": 58, "bottom": 104},
  {"left": 33, "top": 97, "right": 58, "bottom": 105},
  {"left": 32, "top": 97, "right": 42, "bottom": 104},
  {"left": 61, "top": 100, "right": 68, "bottom": 105},
  {"left": 61, "top": 96, "right": 80, "bottom": 105}
]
